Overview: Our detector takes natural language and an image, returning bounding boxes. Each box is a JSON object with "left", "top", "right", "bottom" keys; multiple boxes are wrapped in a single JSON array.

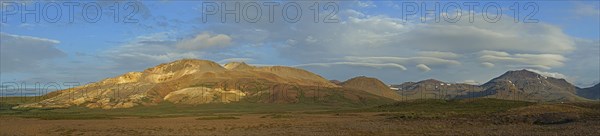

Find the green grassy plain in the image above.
[
  {"left": 2, "top": 97, "right": 600, "bottom": 135},
  {"left": 1, "top": 96, "right": 599, "bottom": 122},
  {"left": 0, "top": 96, "right": 379, "bottom": 120}
]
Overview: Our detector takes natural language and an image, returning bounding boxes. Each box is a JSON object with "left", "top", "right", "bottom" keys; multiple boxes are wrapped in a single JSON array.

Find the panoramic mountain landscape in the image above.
[
  {"left": 1, "top": 0, "right": 599, "bottom": 135},
  {"left": 10, "top": 59, "right": 596, "bottom": 111},
  {"left": 1, "top": 59, "right": 600, "bottom": 135}
]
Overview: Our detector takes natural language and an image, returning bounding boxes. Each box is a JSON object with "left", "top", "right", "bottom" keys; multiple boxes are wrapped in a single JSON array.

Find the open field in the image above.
[
  {"left": 2, "top": 112, "right": 600, "bottom": 135},
  {"left": 2, "top": 98, "right": 600, "bottom": 135}
]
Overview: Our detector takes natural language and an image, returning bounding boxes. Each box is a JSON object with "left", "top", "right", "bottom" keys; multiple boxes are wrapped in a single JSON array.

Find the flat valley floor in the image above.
[
  {"left": 2, "top": 112, "right": 600, "bottom": 135},
  {"left": 3, "top": 98, "right": 600, "bottom": 135}
]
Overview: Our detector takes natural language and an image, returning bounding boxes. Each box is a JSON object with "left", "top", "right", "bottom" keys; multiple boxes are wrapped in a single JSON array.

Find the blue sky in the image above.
[{"left": 1, "top": 0, "right": 599, "bottom": 89}]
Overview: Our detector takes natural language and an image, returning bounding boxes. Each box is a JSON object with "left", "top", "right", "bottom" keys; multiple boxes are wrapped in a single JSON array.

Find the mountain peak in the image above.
[
  {"left": 341, "top": 76, "right": 401, "bottom": 100},
  {"left": 171, "top": 59, "right": 219, "bottom": 65},
  {"left": 347, "top": 76, "right": 376, "bottom": 80},
  {"left": 495, "top": 69, "right": 549, "bottom": 80},
  {"left": 342, "top": 76, "right": 390, "bottom": 86},
  {"left": 223, "top": 61, "right": 253, "bottom": 70},
  {"left": 144, "top": 59, "right": 225, "bottom": 74},
  {"left": 481, "top": 69, "right": 581, "bottom": 101},
  {"left": 341, "top": 76, "right": 389, "bottom": 90},
  {"left": 485, "top": 69, "right": 556, "bottom": 85},
  {"left": 506, "top": 69, "right": 539, "bottom": 76},
  {"left": 418, "top": 79, "right": 445, "bottom": 84}
]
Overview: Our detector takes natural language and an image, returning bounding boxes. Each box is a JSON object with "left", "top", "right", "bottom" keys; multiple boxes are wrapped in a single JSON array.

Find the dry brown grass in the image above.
[
  {"left": 1, "top": 112, "right": 600, "bottom": 136},
  {"left": 3, "top": 98, "right": 599, "bottom": 135}
]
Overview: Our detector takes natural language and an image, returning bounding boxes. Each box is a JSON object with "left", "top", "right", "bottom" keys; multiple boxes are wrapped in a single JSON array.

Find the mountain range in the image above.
[
  {"left": 578, "top": 83, "right": 600, "bottom": 100},
  {"left": 13, "top": 59, "right": 392, "bottom": 109},
  {"left": 12, "top": 59, "right": 600, "bottom": 109},
  {"left": 392, "top": 69, "right": 597, "bottom": 102}
]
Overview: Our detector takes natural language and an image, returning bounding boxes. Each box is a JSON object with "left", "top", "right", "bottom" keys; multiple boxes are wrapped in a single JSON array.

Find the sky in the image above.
[{"left": 1, "top": 0, "right": 599, "bottom": 89}]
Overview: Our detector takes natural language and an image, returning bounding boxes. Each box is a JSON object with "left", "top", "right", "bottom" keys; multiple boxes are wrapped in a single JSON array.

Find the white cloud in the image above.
[
  {"left": 341, "top": 9, "right": 366, "bottom": 18},
  {"left": 513, "top": 54, "right": 567, "bottom": 67},
  {"left": 342, "top": 56, "right": 461, "bottom": 66},
  {"left": 479, "top": 51, "right": 567, "bottom": 69},
  {"left": 305, "top": 36, "right": 317, "bottom": 43},
  {"left": 0, "top": 33, "right": 66, "bottom": 72},
  {"left": 295, "top": 62, "right": 407, "bottom": 71},
  {"left": 0, "top": 32, "right": 59, "bottom": 44},
  {"left": 403, "top": 22, "right": 575, "bottom": 54},
  {"left": 572, "top": 2, "right": 600, "bottom": 17},
  {"left": 355, "top": 1, "right": 376, "bottom": 8},
  {"left": 416, "top": 64, "right": 431, "bottom": 72},
  {"left": 18, "top": 23, "right": 35, "bottom": 29},
  {"left": 269, "top": 13, "right": 575, "bottom": 68},
  {"left": 508, "top": 65, "right": 552, "bottom": 70},
  {"left": 347, "top": 15, "right": 406, "bottom": 34},
  {"left": 116, "top": 52, "right": 198, "bottom": 63},
  {"left": 103, "top": 32, "right": 203, "bottom": 70},
  {"left": 478, "top": 50, "right": 510, "bottom": 57},
  {"left": 102, "top": 31, "right": 243, "bottom": 71},
  {"left": 526, "top": 69, "right": 569, "bottom": 80},
  {"left": 175, "top": 32, "right": 232, "bottom": 50},
  {"left": 481, "top": 62, "right": 495, "bottom": 68},
  {"left": 218, "top": 58, "right": 254, "bottom": 63},
  {"left": 418, "top": 51, "right": 460, "bottom": 59},
  {"left": 557, "top": 39, "right": 600, "bottom": 86}
]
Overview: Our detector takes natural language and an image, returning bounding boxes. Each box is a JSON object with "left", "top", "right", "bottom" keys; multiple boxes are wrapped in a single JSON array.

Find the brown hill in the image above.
[
  {"left": 577, "top": 83, "right": 600, "bottom": 100},
  {"left": 252, "top": 66, "right": 336, "bottom": 87},
  {"left": 340, "top": 76, "right": 401, "bottom": 100},
  {"left": 14, "top": 59, "right": 391, "bottom": 109},
  {"left": 481, "top": 69, "right": 586, "bottom": 102}
]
